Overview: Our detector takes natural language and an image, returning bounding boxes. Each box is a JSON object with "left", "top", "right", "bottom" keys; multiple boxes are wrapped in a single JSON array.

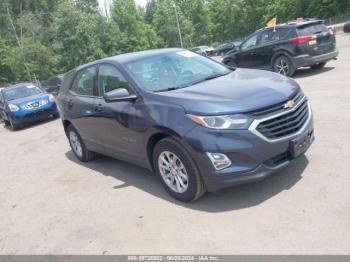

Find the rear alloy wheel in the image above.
[
  {"left": 273, "top": 56, "right": 295, "bottom": 77},
  {"left": 154, "top": 138, "right": 206, "bottom": 202},
  {"left": 310, "top": 62, "right": 327, "bottom": 69},
  {"left": 67, "top": 125, "right": 95, "bottom": 162}
]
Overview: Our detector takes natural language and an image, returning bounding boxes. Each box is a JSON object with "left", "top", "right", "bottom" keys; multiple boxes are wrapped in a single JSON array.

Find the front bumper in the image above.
[
  {"left": 183, "top": 103, "right": 314, "bottom": 192},
  {"left": 10, "top": 102, "right": 58, "bottom": 124},
  {"left": 292, "top": 50, "right": 339, "bottom": 68}
]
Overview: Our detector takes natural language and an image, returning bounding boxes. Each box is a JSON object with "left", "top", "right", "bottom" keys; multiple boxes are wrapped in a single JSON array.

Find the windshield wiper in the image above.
[
  {"left": 155, "top": 72, "right": 230, "bottom": 93},
  {"left": 187, "top": 72, "right": 228, "bottom": 86},
  {"left": 155, "top": 84, "right": 188, "bottom": 93}
]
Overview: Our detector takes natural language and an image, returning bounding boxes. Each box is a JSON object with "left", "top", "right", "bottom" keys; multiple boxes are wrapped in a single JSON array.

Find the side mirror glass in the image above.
[{"left": 103, "top": 88, "right": 137, "bottom": 103}]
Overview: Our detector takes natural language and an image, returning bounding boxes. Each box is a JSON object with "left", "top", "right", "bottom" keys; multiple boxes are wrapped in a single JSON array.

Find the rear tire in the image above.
[
  {"left": 153, "top": 137, "right": 206, "bottom": 202},
  {"left": 67, "top": 125, "right": 95, "bottom": 162},
  {"left": 273, "top": 55, "right": 295, "bottom": 77},
  {"left": 310, "top": 62, "right": 326, "bottom": 69}
]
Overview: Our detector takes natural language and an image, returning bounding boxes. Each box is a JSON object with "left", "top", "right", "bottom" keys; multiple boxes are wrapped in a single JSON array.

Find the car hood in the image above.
[
  {"left": 9, "top": 93, "right": 49, "bottom": 105},
  {"left": 154, "top": 68, "right": 301, "bottom": 115}
]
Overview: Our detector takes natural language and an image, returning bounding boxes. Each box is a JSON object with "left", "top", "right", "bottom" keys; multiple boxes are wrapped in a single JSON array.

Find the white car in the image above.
[{"left": 190, "top": 46, "right": 215, "bottom": 56}]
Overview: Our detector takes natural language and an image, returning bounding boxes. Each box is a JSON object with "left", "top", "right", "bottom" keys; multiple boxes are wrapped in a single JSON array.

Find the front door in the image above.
[
  {"left": 94, "top": 63, "right": 145, "bottom": 161},
  {"left": 236, "top": 32, "right": 261, "bottom": 68}
]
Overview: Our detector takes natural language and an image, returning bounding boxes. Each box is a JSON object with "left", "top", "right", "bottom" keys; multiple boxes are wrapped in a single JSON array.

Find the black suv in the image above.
[{"left": 222, "top": 20, "right": 338, "bottom": 76}]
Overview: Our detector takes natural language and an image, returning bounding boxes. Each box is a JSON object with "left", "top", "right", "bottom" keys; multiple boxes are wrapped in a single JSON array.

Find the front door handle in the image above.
[{"left": 94, "top": 104, "right": 103, "bottom": 112}]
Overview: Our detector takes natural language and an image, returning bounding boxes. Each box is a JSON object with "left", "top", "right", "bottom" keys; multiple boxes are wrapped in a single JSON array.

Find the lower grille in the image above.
[
  {"left": 256, "top": 99, "right": 309, "bottom": 139},
  {"left": 264, "top": 151, "right": 291, "bottom": 167}
]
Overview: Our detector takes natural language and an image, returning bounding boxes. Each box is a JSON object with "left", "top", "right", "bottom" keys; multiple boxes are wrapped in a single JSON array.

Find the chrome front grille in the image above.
[
  {"left": 249, "top": 90, "right": 304, "bottom": 117},
  {"left": 256, "top": 99, "right": 309, "bottom": 139}
]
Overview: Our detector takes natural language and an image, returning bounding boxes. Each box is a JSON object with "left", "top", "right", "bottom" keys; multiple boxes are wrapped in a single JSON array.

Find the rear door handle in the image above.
[{"left": 67, "top": 99, "right": 73, "bottom": 109}]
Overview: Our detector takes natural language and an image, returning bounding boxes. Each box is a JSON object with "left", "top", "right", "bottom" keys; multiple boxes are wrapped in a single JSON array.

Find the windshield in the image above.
[
  {"left": 4, "top": 85, "right": 43, "bottom": 101},
  {"left": 125, "top": 51, "right": 231, "bottom": 92}
]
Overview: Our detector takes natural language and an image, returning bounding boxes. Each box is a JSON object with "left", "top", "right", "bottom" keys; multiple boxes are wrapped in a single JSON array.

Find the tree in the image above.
[{"left": 111, "top": 0, "right": 162, "bottom": 52}]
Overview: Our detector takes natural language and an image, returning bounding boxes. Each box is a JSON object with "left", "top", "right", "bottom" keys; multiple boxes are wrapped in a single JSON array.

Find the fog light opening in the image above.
[{"left": 206, "top": 152, "right": 232, "bottom": 170}]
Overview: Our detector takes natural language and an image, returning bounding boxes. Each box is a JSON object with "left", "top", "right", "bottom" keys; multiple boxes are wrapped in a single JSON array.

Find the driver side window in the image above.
[
  {"left": 98, "top": 64, "right": 132, "bottom": 96},
  {"left": 241, "top": 34, "right": 259, "bottom": 50}
]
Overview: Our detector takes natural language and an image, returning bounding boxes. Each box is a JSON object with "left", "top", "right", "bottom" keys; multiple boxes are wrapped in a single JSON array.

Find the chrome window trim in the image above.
[{"left": 248, "top": 96, "right": 312, "bottom": 143}]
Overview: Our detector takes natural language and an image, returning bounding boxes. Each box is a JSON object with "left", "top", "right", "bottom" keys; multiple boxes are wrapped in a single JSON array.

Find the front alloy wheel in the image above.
[
  {"left": 158, "top": 151, "right": 189, "bottom": 194},
  {"left": 154, "top": 138, "right": 206, "bottom": 202},
  {"left": 8, "top": 115, "right": 19, "bottom": 131}
]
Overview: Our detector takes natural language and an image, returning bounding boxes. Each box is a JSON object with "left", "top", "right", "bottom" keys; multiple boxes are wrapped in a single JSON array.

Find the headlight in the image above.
[
  {"left": 187, "top": 114, "right": 252, "bottom": 129},
  {"left": 8, "top": 104, "right": 20, "bottom": 112},
  {"left": 48, "top": 94, "right": 55, "bottom": 102}
]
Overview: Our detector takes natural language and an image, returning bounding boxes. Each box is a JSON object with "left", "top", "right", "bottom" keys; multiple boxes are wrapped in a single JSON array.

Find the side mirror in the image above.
[{"left": 103, "top": 88, "right": 137, "bottom": 103}]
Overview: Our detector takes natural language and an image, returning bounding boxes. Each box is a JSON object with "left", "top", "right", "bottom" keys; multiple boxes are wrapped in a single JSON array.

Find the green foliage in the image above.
[{"left": 0, "top": 0, "right": 349, "bottom": 85}]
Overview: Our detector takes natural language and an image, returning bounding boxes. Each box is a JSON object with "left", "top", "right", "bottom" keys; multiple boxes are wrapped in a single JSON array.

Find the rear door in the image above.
[
  {"left": 296, "top": 22, "right": 336, "bottom": 56},
  {"left": 64, "top": 65, "right": 100, "bottom": 147}
]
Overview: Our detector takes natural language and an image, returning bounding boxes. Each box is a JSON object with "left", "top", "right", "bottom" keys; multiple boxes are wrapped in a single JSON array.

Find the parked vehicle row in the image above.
[
  {"left": 222, "top": 19, "right": 338, "bottom": 76},
  {"left": 57, "top": 48, "right": 314, "bottom": 202}
]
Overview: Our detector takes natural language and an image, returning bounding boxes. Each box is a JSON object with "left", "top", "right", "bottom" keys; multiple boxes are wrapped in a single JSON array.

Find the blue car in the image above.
[{"left": 0, "top": 83, "right": 59, "bottom": 130}]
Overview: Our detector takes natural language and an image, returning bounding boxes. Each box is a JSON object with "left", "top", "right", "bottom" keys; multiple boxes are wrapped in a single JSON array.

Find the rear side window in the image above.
[
  {"left": 260, "top": 29, "right": 279, "bottom": 44},
  {"left": 71, "top": 67, "right": 96, "bottom": 96},
  {"left": 297, "top": 24, "right": 328, "bottom": 36},
  {"left": 98, "top": 64, "right": 132, "bottom": 95},
  {"left": 277, "top": 28, "right": 292, "bottom": 39}
]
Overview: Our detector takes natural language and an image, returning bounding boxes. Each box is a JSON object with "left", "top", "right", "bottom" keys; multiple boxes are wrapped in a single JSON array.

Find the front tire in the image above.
[
  {"left": 273, "top": 55, "right": 295, "bottom": 76},
  {"left": 8, "top": 115, "right": 19, "bottom": 131},
  {"left": 225, "top": 59, "right": 237, "bottom": 68},
  {"left": 67, "top": 125, "right": 95, "bottom": 162},
  {"left": 153, "top": 137, "right": 206, "bottom": 202}
]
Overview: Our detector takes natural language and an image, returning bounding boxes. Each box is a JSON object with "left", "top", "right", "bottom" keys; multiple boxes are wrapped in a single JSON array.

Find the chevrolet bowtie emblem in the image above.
[{"left": 284, "top": 100, "right": 294, "bottom": 109}]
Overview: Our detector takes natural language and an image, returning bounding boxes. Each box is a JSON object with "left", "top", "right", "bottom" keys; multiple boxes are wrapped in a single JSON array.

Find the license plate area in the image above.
[{"left": 290, "top": 130, "right": 314, "bottom": 158}]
